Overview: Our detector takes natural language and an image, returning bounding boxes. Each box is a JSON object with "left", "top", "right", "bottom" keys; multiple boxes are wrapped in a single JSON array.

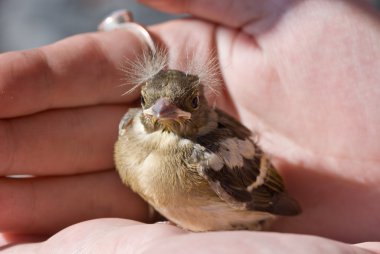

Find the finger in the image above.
[
  {"left": 140, "top": 0, "right": 289, "bottom": 31},
  {"left": 0, "top": 18, "right": 235, "bottom": 118},
  {"left": 0, "top": 234, "right": 46, "bottom": 249},
  {"left": 0, "top": 30, "right": 143, "bottom": 118},
  {"left": 0, "top": 105, "right": 128, "bottom": 176},
  {"left": 0, "top": 171, "right": 150, "bottom": 235},
  {"left": 141, "top": 0, "right": 378, "bottom": 38}
]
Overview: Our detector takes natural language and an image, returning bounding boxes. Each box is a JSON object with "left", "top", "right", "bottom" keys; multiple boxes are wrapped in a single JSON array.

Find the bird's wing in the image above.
[
  {"left": 118, "top": 108, "right": 141, "bottom": 136},
  {"left": 194, "top": 109, "right": 301, "bottom": 216}
]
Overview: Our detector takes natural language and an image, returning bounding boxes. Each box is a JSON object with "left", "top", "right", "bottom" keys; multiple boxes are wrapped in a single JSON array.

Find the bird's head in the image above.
[{"left": 140, "top": 69, "right": 211, "bottom": 137}]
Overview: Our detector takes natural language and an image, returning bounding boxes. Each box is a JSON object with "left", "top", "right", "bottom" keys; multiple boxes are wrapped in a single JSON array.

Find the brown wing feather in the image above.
[{"left": 196, "top": 109, "right": 301, "bottom": 216}]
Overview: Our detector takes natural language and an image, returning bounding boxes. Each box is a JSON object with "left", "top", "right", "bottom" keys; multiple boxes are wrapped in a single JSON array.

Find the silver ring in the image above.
[{"left": 98, "top": 9, "right": 156, "bottom": 54}]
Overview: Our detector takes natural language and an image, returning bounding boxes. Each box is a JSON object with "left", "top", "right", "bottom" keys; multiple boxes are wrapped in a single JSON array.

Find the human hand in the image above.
[{"left": 1, "top": 0, "right": 380, "bottom": 251}]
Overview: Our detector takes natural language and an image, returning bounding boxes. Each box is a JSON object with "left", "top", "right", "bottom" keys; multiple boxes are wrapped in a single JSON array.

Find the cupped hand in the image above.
[{"left": 1, "top": 0, "right": 380, "bottom": 252}]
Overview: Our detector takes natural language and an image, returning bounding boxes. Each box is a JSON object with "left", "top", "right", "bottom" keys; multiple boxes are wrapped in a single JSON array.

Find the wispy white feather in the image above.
[
  {"left": 120, "top": 46, "right": 222, "bottom": 96},
  {"left": 120, "top": 47, "right": 168, "bottom": 95}
]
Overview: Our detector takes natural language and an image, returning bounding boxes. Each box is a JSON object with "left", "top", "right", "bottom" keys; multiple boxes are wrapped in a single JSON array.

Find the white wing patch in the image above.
[
  {"left": 192, "top": 145, "right": 224, "bottom": 172},
  {"left": 218, "top": 138, "right": 255, "bottom": 169},
  {"left": 247, "top": 156, "right": 269, "bottom": 191},
  {"left": 205, "top": 152, "right": 224, "bottom": 171},
  {"left": 236, "top": 139, "right": 255, "bottom": 159}
]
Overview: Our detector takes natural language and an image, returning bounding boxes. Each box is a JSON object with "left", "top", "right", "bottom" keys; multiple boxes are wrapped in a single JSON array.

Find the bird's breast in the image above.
[{"left": 115, "top": 116, "right": 207, "bottom": 206}]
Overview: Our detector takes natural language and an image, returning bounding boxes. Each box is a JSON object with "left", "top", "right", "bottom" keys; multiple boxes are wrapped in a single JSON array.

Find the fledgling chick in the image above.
[{"left": 114, "top": 51, "right": 301, "bottom": 231}]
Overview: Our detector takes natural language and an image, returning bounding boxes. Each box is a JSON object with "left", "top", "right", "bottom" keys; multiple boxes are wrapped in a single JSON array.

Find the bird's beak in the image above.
[{"left": 143, "top": 98, "right": 191, "bottom": 120}]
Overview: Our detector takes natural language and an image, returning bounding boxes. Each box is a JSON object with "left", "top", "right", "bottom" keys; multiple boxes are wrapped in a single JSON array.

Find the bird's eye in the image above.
[
  {"left": 141, "top": 96, "right": 146, "bottom": 107},
  {"left": 191, "top": 96, "right": 199, "bottom": 109}
]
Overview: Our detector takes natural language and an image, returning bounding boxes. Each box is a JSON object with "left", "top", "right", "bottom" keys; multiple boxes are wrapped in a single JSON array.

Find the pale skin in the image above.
[{"left": 0, "top": 0, "right": 380, "bottom": 252}]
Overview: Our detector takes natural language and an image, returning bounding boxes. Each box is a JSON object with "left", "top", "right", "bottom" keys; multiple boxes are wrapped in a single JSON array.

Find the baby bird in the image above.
[{"left": 114, "top": 59, "right": 301, "bottom": 231}]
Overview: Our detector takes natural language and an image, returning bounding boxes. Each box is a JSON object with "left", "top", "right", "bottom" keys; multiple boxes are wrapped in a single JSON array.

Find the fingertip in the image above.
[{"left": 139, "top": 0, "right": 185, "bottom": 14}]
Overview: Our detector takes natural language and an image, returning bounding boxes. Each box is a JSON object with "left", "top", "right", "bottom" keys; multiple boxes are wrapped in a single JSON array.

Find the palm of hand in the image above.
[
  {"left": 219, "top": 3, "right": 380, "bottom": 241},
  {"left": 153, "top": 0, "right": 380, "bottom": 241}
]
